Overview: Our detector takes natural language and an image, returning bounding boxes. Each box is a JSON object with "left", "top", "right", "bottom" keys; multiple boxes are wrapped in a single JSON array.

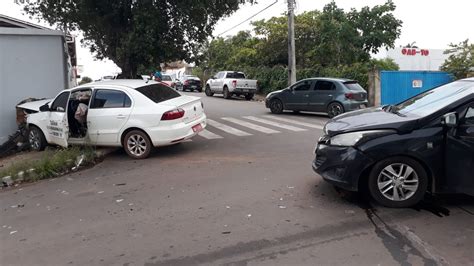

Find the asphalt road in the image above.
[{"left": 1, "top": 91, "right": 473, "bottom": 266}]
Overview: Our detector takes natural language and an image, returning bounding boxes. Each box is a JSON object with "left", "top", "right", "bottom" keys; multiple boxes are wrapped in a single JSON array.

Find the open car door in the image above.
[{"left": 46, "top": 91, "right": 70, "bottom": 148}]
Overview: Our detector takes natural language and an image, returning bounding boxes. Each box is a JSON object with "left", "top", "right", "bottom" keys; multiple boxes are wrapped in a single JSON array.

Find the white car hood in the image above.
[{"left": 17, "top": 99, "right": 52, "bottom": 112}]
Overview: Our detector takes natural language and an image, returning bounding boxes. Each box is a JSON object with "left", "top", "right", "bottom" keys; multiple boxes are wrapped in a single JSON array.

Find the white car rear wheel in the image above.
[{"left": 124, "top": 130, "right": 152, "bottom": 159}]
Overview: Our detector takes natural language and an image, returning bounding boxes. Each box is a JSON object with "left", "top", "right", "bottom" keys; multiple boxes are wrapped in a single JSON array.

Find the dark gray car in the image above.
[{"left": 265, "top": 78, "right": 368, "bottom": 117}]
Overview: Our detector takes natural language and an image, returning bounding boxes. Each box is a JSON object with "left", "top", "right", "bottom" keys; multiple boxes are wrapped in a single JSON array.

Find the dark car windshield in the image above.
[
  {"left": 344, "top": 82, "right": 365, "bottom": 91},
  {"left": 226, "top": 72, "right": 246, "bottom": 79},
  {"left": 395, "top": 80, "right": 473, "bottom": 117},
  {"left": 136, "top": 84, "right": 180, "bottom": 103},
  {"left": 162, "top": 75, "right": 172, "bottom": 81}
]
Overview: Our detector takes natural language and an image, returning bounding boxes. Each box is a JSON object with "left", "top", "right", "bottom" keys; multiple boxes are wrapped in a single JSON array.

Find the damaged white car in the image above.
[{"left": 18, "top": 80, "right": 207, "bottom": 159}]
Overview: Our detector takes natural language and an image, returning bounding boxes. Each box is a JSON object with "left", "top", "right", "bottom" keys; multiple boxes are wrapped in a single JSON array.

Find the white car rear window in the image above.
[{"left": 136, "top": 84, "right": 180, "bottom": 103}]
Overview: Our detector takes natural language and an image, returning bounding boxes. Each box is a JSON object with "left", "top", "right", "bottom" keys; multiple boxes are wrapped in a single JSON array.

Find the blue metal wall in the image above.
[{"left": 380, "top": 71, "right": 453, "bottom": 105}]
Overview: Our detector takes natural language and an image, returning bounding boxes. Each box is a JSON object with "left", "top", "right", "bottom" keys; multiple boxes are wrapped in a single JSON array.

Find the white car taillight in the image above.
[{"left": 161, "top": 108, "right": 185, "bottom": 120}]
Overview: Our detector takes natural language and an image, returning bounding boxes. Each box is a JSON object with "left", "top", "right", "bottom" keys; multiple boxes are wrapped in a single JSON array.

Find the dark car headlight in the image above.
[{"left": 329, "top": 130, "right": 395, "bottom": 147}]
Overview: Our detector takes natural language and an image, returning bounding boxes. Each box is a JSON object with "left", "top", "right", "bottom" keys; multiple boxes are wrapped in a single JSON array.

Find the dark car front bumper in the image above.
[{"left": 312, "top": 143, "right": 373, "bottom": 191}]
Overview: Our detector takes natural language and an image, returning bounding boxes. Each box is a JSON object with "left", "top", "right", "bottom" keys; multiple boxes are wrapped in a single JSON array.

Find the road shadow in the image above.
[
  {"left": 274, "top": 111, "right": 330, "bottom": 119},
  {"left": 107, "top": 142, "right": 195, "bottom": 160},
  {"left": 329, "top": 184, "right": 474, "bottom": 218}
]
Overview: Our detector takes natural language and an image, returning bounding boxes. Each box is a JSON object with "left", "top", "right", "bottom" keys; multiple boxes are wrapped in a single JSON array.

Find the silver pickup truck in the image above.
[{"left": 205, "top": 71, "right": 258, "bottom": 100}]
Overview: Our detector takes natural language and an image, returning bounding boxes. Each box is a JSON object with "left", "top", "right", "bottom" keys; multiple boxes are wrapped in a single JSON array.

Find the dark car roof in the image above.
[{"left": 301, "top": 77, "right": 355, "bottom": 83}]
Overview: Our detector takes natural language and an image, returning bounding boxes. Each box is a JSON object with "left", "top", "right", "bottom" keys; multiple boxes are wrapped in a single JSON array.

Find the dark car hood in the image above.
[{"left": 325, "top": 107, "right": 418, "bottom": 136}]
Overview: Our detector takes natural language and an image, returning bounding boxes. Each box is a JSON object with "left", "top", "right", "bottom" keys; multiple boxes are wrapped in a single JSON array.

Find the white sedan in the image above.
[{"left": 18, "top": 80, "right": 207, "bottom": 159}]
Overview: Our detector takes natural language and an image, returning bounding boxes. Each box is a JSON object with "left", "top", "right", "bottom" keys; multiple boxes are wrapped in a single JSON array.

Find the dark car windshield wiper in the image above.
[{"left": 383, "top": 104, "right": 406, "bottom": 117}]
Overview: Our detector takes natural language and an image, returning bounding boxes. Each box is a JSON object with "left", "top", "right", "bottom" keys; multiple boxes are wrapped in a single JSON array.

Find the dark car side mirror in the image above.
[
  {"left": 39, "top": 103, "right": 50, "bottom": 112},
  {"left": 442, "top": 112, "right": 457, "bottom": 127}
]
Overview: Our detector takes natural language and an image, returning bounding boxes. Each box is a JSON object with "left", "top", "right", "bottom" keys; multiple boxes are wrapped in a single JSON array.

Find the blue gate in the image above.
[{"left": 380, "top": 71, "right": 453, "bottom": 105}]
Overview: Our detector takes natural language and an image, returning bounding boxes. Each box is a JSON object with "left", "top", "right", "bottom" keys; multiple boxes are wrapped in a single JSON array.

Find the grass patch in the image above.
[{"left": 0, "top": 146, "right": 97, "bottom": 184}]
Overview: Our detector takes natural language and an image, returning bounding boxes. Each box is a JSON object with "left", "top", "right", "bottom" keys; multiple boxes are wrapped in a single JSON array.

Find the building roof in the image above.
[{"left": 0, "top": 14, "right": 64, "bottom": 36}]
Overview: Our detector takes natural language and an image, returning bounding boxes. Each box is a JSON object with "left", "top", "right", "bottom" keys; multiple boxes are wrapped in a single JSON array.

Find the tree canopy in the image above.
[
  {"left": 441, "top": 39, "right": 474, "bottom": 79},
  {"left": 201, "top": 1, "right": 401, "bottom": 71},
  {"left": 22, "top": 0, "right": 253, "bottom": 77},
  {"left": 196, "top": 1, "right": 401, "bottom": 93}
]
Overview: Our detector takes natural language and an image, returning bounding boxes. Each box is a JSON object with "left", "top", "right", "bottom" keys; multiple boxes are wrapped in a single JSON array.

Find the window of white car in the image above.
[
  {"left": 51, "top": 91, "right": 70, "bottom": 112},
  {"left": 91, "top": 90, "right": 132, "bottom": 109},
  {"left": 136, "top": 84, "right": 181, "bottom": 103}
]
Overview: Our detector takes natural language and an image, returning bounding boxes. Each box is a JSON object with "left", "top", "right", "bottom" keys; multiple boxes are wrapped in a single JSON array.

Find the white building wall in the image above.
[
  {"left": 0, "top": 34, "right": 66, "bottom": 143},
  {"left": 386, "top": 48, "right": 449, "bottom": 71}
]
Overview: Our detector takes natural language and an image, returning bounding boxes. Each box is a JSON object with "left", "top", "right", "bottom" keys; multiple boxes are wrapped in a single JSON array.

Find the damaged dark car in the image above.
[{"left": 313, "top": 78, "right": 474, "bottom": 208}]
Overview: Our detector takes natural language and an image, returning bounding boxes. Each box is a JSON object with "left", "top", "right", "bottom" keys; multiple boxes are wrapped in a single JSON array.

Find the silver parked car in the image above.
[{"left": 265, "top": 78, "right": 368, "bottom": 118}]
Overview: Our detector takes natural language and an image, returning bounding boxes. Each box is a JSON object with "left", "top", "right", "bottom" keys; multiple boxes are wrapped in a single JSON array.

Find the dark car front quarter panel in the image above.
[{"left": 357, "top": 127, "right": 445, "bottom": 193}]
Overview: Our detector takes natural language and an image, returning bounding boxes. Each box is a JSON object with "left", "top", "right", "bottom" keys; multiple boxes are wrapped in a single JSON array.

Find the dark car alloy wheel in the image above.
[
  {"left": 270, "top": 99, "right": 284, "bottom": 114},
  {"left": 368, "top": 157, "right": 427, "bottom": 208},
  {"left": 327, "top": 102, "right": 344, "bottom": 118}
]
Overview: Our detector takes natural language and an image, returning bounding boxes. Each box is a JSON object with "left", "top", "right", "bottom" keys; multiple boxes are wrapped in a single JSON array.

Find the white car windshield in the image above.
[{"left": 395, "top": 80, "right": 474, "bottom": 117}]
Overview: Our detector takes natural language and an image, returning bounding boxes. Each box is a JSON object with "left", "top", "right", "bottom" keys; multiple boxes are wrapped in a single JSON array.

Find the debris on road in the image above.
[
  {"left": 278, "top": 205, "right": 287, "bottom": 209},
  {"left": 2, "top": 176, "right": 13, "bottom": 187},
  {"left": 225, "top": 206, "right": 231, "bottom": 209},
  {"left": 10, "top": 231, "right": 17, "bottom": 235},
  {"left": 247, "top": 214, "right": 252, "bottom": 218},
  {"left": 61, "top": 190, "right": 69, "bottom": 195},
  {"left": 287, "top": 186, "right": 295, "bottom": 189},
  {"left": 221, "top": 231, "right": 231, "bottom": 234},
  {"left": 97, "top": 191, "right": 105, "bottom": 194},
  {"left": 114, "top": 183, "right": 126, "bottom": 186},
  {"left": 116, "top": 199, "right": 124, "bottom": 203}
]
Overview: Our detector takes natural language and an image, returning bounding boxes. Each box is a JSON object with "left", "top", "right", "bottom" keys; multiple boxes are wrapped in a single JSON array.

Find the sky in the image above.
[{"left": 1, "top": 0, "right": 473, "bottom": 80}]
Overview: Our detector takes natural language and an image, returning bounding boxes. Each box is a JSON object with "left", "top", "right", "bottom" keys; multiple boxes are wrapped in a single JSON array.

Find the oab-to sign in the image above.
[{"left": 401, "top": 48, "right": 430, "bottom": 56}]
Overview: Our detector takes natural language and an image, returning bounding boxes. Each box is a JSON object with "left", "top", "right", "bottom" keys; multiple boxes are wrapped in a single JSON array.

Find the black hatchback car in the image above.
[{"left": 313, "top": 78, "right": 474, "bottom": 207}]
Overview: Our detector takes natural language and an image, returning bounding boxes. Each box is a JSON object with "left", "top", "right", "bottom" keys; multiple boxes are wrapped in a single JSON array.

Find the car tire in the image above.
[
  {"left": 223, "top": 86, "right": 231, "bottom": 99},
  {"left": 327, "top": 102, "right": 344, "bottom": 118},
  {"left": 197, "top": 88, "right": 203, "bottom": 93},
  {"left": 245, "top": 93, "right": 254, "bottom": 100},
  {"left": 368, "top": 156, "right": 428, "bottom": 208},
  {"left": 28, "top": 126, "right": 47, "bottom": 151},
  {"left": 269, "top": 99, "right": 284, "bottom": 114},
  {"left": 205, "top": 85, "right": 214, "bottom": 97},
  {"left": 123, "top": 130, "right": 152, "bottom": 159}
]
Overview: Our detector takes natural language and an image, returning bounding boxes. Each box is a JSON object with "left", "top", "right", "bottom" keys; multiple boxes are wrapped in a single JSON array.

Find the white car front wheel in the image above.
[{"left": 124, "top": 130, "right": 152, "bottom": 159}]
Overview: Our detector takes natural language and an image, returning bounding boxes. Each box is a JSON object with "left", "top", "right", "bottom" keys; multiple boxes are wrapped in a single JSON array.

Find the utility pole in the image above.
[{"left": 287, "top": 0, "right": 296, "bottom": 86}]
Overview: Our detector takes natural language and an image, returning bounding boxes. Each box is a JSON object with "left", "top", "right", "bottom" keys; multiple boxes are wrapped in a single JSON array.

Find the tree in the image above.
[
  {"left": 79, "top": 76, "right": 93, "bottom": 85},
  {"left": 441, "top": 39, "right": 474, "bottom": 79},
  {"left": 22, "top": 0, "right": 253, "bottom": 77},
  {"left": 371, "top": 58, "right": 399, "bottom": 71}
]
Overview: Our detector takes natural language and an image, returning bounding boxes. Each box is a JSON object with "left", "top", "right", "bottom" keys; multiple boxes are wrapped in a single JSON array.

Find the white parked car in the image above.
[{"left": 18, "top": 80, "right": 207, "bottom": 159}]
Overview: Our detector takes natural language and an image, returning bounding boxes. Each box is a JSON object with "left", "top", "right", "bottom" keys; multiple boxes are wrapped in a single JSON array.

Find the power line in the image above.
[{"left": 216, "top": 0, "right": 278, "bottom": 37}]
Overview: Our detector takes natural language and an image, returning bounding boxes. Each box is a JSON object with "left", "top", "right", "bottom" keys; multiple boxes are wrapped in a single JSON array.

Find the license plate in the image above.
[
  {"left": 359, "top": 104, "right": 366, "bottom": 109},
  {"left": 243, "top": 89, "right": 249, "bottom": 92},
  {"left": 192, "top": 123, "right": 203, "bottom": 133},
  {"left": 191, "top": 85, "right": 197, "bottom": 88}
]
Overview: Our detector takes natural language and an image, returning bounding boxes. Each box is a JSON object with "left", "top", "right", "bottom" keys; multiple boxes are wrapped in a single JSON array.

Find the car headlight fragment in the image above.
[{"left": 330, "top": 130, "right": 395, "bottom": 147}]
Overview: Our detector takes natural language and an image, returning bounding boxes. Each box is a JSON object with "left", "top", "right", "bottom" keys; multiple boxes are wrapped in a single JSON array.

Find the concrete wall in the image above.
[{"left": 0, "top": 34, "right": 66, "bottom": 143}]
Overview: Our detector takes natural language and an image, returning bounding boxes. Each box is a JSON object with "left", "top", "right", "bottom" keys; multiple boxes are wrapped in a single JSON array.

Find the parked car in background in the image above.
[
  {"left": 20, "top": 80, "right": 207, "bottom": 159},
  {"left": 313, "top": 78, "right": 474, "bottom": 207},
  {"left": 176, "top": 75, "right": 202, "bottom": 92},
  {"left": 161, "top": 74, "right": 175, "bottom": 88},
  {"left": 205, "top": 71, "right": 258, "bottom": 100},
  {"left": 265, "top": 78, "right": 368, "bottom": 118}
]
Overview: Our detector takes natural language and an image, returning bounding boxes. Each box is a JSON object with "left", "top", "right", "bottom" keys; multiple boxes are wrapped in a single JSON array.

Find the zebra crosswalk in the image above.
[{"left": 196, "top": 115, "right": 326, "bottom": 140}]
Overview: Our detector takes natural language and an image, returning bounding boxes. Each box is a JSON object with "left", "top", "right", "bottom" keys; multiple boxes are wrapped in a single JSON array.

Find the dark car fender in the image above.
[{"left": 356, "top": 127, "right": 444, "bottom": 193}]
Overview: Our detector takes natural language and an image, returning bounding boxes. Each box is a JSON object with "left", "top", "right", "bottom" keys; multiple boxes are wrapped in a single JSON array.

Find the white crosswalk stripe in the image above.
[
  {"left": 198, "top": 129, "right": 223, "bottom": 139},
  {"left": 221, "top": 117, "right": 280, "bottom": 134},
  {"left": 262, "top": 115, "right": 324, "bottom": 129},
  {"left": 206, "top": 119, "right": 252, "bottom": 136},
  {"left": 242, "top": 116, "right": 307, "bottom": 132}
]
